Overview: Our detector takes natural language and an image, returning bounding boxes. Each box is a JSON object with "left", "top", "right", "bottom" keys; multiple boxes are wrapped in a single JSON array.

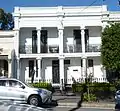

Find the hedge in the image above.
[
  {"left": 31, "top": 82, "right": 53, "bottom": 91},
  {"left": 72, "top": 82, "right": 116, "bottom": 93}
]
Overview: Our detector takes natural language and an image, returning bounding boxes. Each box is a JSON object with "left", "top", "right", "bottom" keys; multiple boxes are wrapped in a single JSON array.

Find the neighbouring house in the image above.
[
  {"left": 0, "top": 5, "right": 120, "bottom": 86},
  {"left": 0, "top": 31, "right": 14, "bottom": 78}
]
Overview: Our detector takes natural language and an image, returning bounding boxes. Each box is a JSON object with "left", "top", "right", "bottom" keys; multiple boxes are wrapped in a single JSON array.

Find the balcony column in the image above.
[
  {"left": 59, "top": 56, "right": 65, "bottom": 90},
  {"left": 17, "top": 58, "right": 20, "bottom": 79},
  {"left": 37, "top": 57, "right": 42, "bottom": 82},
  {"left": 8, "top": 59, "right": 12, "bottom": 78},
  {"left": 82, "top": 57, "right": 87, "bottom": 79},
  {"left": 14, "top": 29, "right": 19, "bottom": 58},
  {"left": 58, "top": 27, "right": 64, "bottom": 55},
  {"left": 81, "top": 26, "right": 85, "bottom": 53},
  {"left": 37, "top": 28, "right": 41, "bottom": 53},
  {"left": 14, "top": 7, "right": 20, "bottom": 57}
]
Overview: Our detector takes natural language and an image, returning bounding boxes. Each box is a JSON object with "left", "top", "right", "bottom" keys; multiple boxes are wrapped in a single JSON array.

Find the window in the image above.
[
  {"left": 32, "top": 30, "right": 37, "bottom": 53},
  {"left": 73, "top": 30, "right": 81, "bottom": 44},
  {"left": 41, "top": 30, "right": 48, "bottom": 44},
  {"left": 85, "top": 29, "right": 89, "bottom": 44},
  {"left": 29, "top": 60, "right": 34, "bottom": 77},
  {"left": 88, "top": 59, "right": 93, "bottom": 67},
  {"left": 64, "top": 60, "right": 70, "bottom": 64},
  {"left": 9, "top": 80, "right": 23, "bottom": 88},
  {"left": 0, "top": 80, "right": 6, "bottom": 86},
  {"left": 81, "top": 59, "right": 83, "bottom": 67}
]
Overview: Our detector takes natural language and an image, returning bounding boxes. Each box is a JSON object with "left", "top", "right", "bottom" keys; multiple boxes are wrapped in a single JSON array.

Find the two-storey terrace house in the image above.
[
  {"left": 0, "top": 31, "right": 14, "bottom": 78},
  {"left": 12, "top": 5, "right": 120, "bottom": 86}
]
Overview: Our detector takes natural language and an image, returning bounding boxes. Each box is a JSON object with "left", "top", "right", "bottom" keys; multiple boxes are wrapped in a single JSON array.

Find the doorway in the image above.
[
  {"left": 52, "top": 60, "right": 60, "bottom": 84},
  {"left": 0, "top": 60, "right": 8, "bottom": 77}
]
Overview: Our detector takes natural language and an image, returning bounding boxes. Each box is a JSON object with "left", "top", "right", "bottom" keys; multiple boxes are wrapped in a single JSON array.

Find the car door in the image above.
[
  {"left": 7, "top": 80, "right": 26, "bottom": 101},
  {"left": 0, "top": 80, "right": 8, "bottom": 100}
]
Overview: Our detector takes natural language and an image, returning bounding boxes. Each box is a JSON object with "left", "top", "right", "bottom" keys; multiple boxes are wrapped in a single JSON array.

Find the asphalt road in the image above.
[
  {"left": 0, "top": 101, "right": 115, "bottom": 111},
  {"left": 53, "top": 107, "right": 114, "bottom": 111},
  {"left": 0, "top": 101, "right": 52, "bottom": 111}
]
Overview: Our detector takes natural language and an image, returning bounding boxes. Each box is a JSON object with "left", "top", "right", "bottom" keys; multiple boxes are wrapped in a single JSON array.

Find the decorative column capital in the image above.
[
  {"left": 81, "top": 54, "right": 87, "bottom": 59},
  {"left": 8, "top": 59, "right": 12, "bottom": 63},
  {"left": 36, "top": 27, "right": 41, "bottom": 31},
  {"left": 57, "top": 26, "right": 64, "bottom": 30},
  {"left": 80, "top": 25, "right": 86, "bottom": 30},
  {"left": 59, "top": 55, "right": 65, "bottom": 59},
  {"left": 36, "top": 57, "right": 42, "bottom": 60}
]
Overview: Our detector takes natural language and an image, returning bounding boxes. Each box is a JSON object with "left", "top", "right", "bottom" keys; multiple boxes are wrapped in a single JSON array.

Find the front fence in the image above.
[
  {"left": 25, "top": 77, "right": 108, "bottom": 84},
  {"left": 26, "top": 77, "right": 117, "bottom": 102}
]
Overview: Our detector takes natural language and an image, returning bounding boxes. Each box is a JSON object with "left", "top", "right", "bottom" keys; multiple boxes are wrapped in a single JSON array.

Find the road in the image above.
[
  {"left": 0, "top": 101, "right": 115, "bottom": 111},
  {"left": 53, "top": 107, "right": 114, "bottom": 111}
]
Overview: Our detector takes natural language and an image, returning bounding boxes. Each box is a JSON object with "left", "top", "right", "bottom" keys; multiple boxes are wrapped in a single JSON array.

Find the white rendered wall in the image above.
[{"left": 93, "top": 57, "right": 104, "bottom": 78}]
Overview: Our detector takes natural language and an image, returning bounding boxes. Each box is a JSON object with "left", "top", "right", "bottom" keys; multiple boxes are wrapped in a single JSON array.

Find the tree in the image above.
[
  {"left": 0, "top": 8, "right": 14, "bottom": 30},
  {"left": 101, "top": 23, "right": 120, "bottom": 81}
]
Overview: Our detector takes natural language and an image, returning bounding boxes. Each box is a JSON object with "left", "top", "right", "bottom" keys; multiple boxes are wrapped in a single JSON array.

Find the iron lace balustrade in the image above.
[
  {"left": 41, "top": 44, "right": 59, "bottom": 53},
  {"left": 64, "top": 44, "right": 82, "bottom": 53},
  {"left": 19, "top": 45, "right": 32, "bottom": 54},
  {"left": 85, "top": 44, "right": 101, "bottom": 52},
  {"left": 19, "top": 44, "right": 59, "bottom": 54}
]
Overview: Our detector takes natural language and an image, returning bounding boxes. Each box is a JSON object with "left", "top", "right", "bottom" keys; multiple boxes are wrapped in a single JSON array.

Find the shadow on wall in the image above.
[{"left": 11, "top": 49, "right": 17, "bottom": 78}]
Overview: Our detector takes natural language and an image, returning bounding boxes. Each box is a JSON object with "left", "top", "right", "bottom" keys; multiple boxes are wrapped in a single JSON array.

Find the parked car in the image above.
[
  {"left": 115, "top": 90, "right": 120, "bottom": 109},
  {"left": 0, "top": 77, "right": 52, "bottom": 106}
]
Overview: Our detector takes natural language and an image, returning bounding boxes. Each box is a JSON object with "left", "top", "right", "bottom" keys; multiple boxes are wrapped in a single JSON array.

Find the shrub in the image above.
[
  {"left": 31, "top": 82, "right": 53, "bottom": 91},
  {"left": 83, "top": 93, "right": 97, "bottom": 102},
  {"left": 72, "top": 82, "right": 116, "bottom": 93},
  {"left": 72, "top": 82, "right": 116, "bottom": 101}
]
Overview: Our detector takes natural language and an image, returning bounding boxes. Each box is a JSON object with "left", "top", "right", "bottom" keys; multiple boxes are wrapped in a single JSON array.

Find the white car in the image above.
[{"left": 0, "top": 77, "right": 52, "bottom": 106}]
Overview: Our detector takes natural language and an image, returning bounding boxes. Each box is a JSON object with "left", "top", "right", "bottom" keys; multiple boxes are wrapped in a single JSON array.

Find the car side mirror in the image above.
[{"left": 21, "top": 85, "right": 25, "bottom": 89}]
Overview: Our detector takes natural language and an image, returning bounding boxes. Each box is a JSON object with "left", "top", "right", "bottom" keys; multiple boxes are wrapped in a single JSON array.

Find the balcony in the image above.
[
  {"left": 19, "top": 45, "right": 59, "bottom": 54},
  {"left": 85, "top": 44, "right": 101, "bottom": 52},
  {"left": 64, "top": 44, "right": 82, "bottom": 53}
]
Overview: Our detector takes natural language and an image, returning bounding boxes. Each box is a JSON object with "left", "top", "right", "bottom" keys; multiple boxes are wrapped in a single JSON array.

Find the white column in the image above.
[
  {"left": 37, "top": 28, "right": 41, "bottom": 53},
  {"left": 8, "top": 59, "right": 12, "bottom": 78},
  {"left": 59, "top": 56, "right": 64, "bottom": 86},
  {"left": 37, "top": 57, "right": 42, "bottom": 82},
  {"left": 14, "top": 7, "right": 20, "bottom": 58},
  {"left": 17, "top": 58, "right": 20, "bottom": 79},
  {"left": 82, "top": 57, "right": 87, "bottom": 79},
  {"left": 81, "top": 26, "right": 85, "bottom": 53},
  {"left": 14, "top": 30, "right": 19, "bottom": 58},
  {"left": 58, "top": 27, "right": 64, "bottom": 55}
]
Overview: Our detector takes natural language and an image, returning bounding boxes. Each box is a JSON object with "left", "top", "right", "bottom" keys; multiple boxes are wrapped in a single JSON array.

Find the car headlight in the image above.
[{"left": 42, "top": 90, "right": 47, "bottom": 95}]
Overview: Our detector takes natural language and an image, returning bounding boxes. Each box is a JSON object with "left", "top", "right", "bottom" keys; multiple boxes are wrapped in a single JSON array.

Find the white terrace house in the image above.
[
  {"left": 11, "top": 5, "right": 120, "bottom": 85},
  {"left": 0, "top": 31, "right": 14, "bottom": 78}
]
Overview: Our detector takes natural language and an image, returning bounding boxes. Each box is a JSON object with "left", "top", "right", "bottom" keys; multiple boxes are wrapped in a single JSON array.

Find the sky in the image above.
[{"left": 1, "top": 0, "right": 120, "bottom": 13}]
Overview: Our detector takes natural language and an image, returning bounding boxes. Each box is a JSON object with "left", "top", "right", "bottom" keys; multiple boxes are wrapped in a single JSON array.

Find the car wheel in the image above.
[{"left": 28, "top": 95, "right": 42, "bottom": 106}]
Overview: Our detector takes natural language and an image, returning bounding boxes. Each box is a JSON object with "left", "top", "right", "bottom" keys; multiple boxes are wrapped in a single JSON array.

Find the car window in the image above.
[
  {"left": 0, "top": 80, "right": 6, "bottom": 86},
  {"left": 9, "top": 80, "right": 23, "bottom": 88}
]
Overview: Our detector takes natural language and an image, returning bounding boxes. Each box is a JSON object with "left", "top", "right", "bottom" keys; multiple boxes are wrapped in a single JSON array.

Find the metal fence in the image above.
[{"left": 25, "top": 78, "right": 108, "bottom": 84}]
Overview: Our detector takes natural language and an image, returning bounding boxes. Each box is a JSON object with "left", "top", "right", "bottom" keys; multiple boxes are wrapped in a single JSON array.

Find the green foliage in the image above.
[
  {"left": 72, "top": 82, "right": 116, "bottom": 101},
  {"left": 31, "top": 82, "right": 52, "bottom": 91},
  {"left": 72, "top": 82, "right": 116, "bottom": 93},
  {"left": 101, "top": 23, "right": 120, "bottom": 70},
  {"left": 83, "top": 93, "right": 97, "bottom": 102},
  {"left": 72, "top": 83, "right": 85, "bottom": 93},
  {"left": 0, "top": 8, "right": 14, "bottom": 30}
]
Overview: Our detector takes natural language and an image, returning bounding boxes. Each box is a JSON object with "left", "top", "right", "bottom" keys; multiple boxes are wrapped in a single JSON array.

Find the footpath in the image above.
[{"left": 52, "top": 94, "right": 115, "bottom": 110}]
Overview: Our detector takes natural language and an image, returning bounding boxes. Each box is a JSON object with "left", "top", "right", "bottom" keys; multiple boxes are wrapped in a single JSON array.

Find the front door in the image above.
[{"left": 52, "top": 60, "right": 60, "bottom": 83}]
